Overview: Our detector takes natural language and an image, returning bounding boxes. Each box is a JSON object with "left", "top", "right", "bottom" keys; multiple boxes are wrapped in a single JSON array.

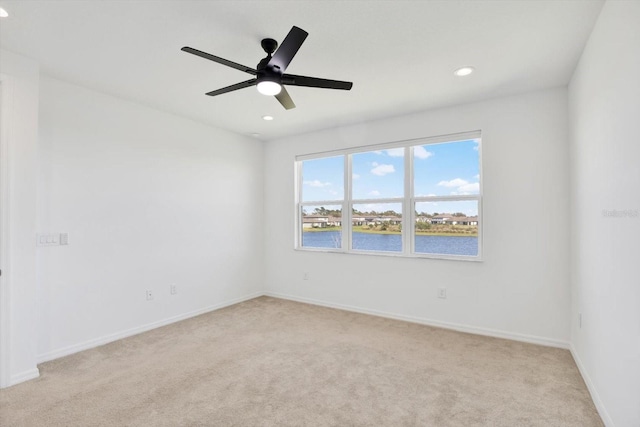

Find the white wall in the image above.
[
  {"left": 0, "top": 49, "right": 40, "bottom": 386},
  {"left": 36, "top": 77, "right": 264, "bottom": 361},
  {"left": 264, "top": 88, "right": 571, "bottom": 346},
  {"left": 568, "top": 1, "right": 640, "bottom": 426}
]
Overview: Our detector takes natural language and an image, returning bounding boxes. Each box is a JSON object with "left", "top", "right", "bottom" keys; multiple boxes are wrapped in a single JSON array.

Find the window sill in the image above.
[{"left": 294, "top": 247, "right": 483, "bottom": 262}]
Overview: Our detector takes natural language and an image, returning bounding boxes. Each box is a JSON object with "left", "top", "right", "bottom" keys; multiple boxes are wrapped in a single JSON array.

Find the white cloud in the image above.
[
  {"left": 474, "top": 174, "right": 479, "bottom": 180},
  {"left": 303, "top": 180, "right": 331, "bottom": 188},
  {"left": 374, "top": 147, "right": 432, "bottom": 159},
  {"left": 369, "top": 190, "right": 381, "bottom": 196},
  {"left": 371, "top": 162, "right": 395, "bottom": 176},
  {"left": 439, "top": 178, "right": 479, "bottom": 195},
  {"left": 352, "top": 173, "right": 360, "bottom": 180},
  {"left": 437, "top": 178, "right": 469, "bottom": 188},
  {"left": 386, "top": 148, "right": 404, "bottom": 157},
  {"left": 414, "top": 146, "right": 433, "bottom": 159},
  {"left": 459, "top": 182, "right": 480, "bottom": 193},
  {"left": 359, "top": 203, "right": 403, "bottom": 213}
]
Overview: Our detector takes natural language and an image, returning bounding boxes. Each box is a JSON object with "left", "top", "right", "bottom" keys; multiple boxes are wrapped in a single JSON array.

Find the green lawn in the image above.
[{"left": 303, "top": 226, "right": 477, "bottom": 237}]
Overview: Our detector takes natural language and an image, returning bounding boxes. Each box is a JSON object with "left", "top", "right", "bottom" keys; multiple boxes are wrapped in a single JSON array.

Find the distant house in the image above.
[
  {"left": 302, "top": 215, "right": 329, "bottom": 229},
  {"left": 427, "top": 214, "right": 477, "bottom": 225},
  {"left": 352, "top": 215, "right": 402, "bottom": 226},
  {"left": 444, "top": 217, "right": 462, "bottom": 225},
  {"left": 458, "top": 216, "right": 478, "bottom": 225},
  {"left": 328, "top": 216, "right": 342, "bottom": 226},
  {"left": 364, "top": 216, "right": 378, "bottom": 226},
  {"left": 444, "top": 216, "right": 478, "bottom": 225},
  {"left": 430, "top": 214, "right": 452, "bottom": 224},
  {"left": 376, "top": 216, "right": 402, "bottom": 225},
  {"left": 352, "top": 216, "right": 366, "bottom": 226}
]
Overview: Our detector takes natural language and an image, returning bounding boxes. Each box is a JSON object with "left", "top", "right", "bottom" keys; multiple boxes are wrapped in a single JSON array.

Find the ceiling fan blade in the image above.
[
  {"left": 275, "top": 87, "right": 296, "bottom": 110},
  {"left": 182, "top": 47, "right": 257, "bottom": 75},
  {"left": 206, "top": 79, "right": 256, "bottom": 97},
  {"left": 267, "top": 26, "right": 308, "bottom": 72},
  {"left": 283, "top": 74, "right": 353, "bottom": 90}
]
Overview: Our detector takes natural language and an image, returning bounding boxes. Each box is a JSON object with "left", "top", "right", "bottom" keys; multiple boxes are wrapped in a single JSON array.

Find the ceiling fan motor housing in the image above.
[{"left": 257, "top": 63, "right": 282, "bottom": 85}]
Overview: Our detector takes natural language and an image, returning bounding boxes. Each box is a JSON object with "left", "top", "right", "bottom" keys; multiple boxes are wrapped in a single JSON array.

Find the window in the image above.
[
  {"left": 299, "top": 156, "right": 344, "bottom": 249},
  {"left": 296, "top": 131, "right": 481, "bottom": 260}
]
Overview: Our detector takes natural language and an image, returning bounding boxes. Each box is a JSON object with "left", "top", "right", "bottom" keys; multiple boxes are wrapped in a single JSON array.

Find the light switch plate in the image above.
[
  {"left": 37, "top": 233, "right": 69, "bottom": 247},
  {"left": 37, "top": 233, "right": 58, "bottom": 246}
]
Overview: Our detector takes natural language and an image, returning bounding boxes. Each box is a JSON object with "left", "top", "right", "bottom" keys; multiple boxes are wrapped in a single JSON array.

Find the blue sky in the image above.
[{"left": 301, "top": 139, "right": 480, "bottom": 216}]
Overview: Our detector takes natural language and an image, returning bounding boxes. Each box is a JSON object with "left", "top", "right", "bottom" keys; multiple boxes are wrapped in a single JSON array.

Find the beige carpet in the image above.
[{"left": 1, "top": 296, "right": 602, "bottom": 426}]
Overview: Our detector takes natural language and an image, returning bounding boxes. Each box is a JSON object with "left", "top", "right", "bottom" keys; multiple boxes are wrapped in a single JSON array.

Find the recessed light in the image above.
[
  {"left": 0, "top": 7, "right": 9, "bottom": 18},
  {"left": 262, "top": 115, "right": 274, "bottom": 121},
  {"left": 454, "top": 66, "right": 475, "bottom": 77}
]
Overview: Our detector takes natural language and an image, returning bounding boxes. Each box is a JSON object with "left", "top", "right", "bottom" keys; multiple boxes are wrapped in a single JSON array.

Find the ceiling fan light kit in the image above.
[
  {"left": 256, "top": 80, "right": 282, "bottom": 96},
  {"left": 182, "top": 26, "right": 353, "bottom": 110}
]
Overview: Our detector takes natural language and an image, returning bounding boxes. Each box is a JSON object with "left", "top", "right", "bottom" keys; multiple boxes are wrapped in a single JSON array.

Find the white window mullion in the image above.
[
  {"left": 295, "top": 160, "right": 302, "bottom": 248},
  {"left": 349, "top": 197, "right": 404, "bottom": 205},
  {"left": 344, "top": 154, "right": 352, "bottom": 252},
  {"left": 414, "top": 194, "right": 479, "bottom": 203},
  {"left": 477, "top": 197, "right": 483, "bottom": 259},
  {"left": 299, "top": 200, "right": 345, "bottom": 207},
  {"left": 404, "top": 146, "right": 413, "bottom": 255},
  {"left": 477, "top": 137, "right": 484, "bottom": 260}
]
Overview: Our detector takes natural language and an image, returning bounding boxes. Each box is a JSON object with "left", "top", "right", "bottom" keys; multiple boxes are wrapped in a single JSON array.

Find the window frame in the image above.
[{"left": 295, "top": 131, "right": 483, "bottom": 261}]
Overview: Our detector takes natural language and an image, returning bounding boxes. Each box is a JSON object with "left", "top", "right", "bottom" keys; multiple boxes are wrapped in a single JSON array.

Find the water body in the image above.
[{"left": 302, "top": 231, "right": 478, "bottom": 256}]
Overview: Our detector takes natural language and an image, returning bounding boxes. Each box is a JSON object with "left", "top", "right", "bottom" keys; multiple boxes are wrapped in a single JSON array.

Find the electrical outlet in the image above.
[
  {"left": 303, "top": 272, "right": 309, "bottom": 280},
  {"left": 437, "top": 288, "right": 447, "bottom": 299},
  {"left": 60, "top": 233, "right": 69, "bottom": 245},
  {"left": 170, "top": 285, "right": 177, "bottom": 295},
  {"left": 146, "top": 290, "right": 153, "bottom": 300}
]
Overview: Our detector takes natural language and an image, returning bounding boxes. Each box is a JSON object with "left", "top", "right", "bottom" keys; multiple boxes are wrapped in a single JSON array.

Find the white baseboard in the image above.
[
  {"left": 37, "top": 291, "right": 263, "bottom": 364},
  {"left": 9, "top": 367, "right": 40, "bottom": 386},
  {"left": 31, "top": 290, "right": 611, "bottom": 426},
  {"left": 36, "top": 289, "right": 570, "bottom": 363},
  {"left": 265, "top": 291, "right": 570, "bottom": 349},
  {"left": 570, "top": 343, "right": 614, "bottom": 427}
]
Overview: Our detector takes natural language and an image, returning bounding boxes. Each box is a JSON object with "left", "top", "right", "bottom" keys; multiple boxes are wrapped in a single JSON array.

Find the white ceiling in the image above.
[{"left": 0, "top": 0, "right": 603, "bottom": 140}]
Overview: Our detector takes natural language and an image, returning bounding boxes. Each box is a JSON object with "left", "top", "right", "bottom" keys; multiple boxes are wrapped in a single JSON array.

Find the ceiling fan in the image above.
[{"left": 181, "top": 26, "right": 353, "bottom": 110}]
